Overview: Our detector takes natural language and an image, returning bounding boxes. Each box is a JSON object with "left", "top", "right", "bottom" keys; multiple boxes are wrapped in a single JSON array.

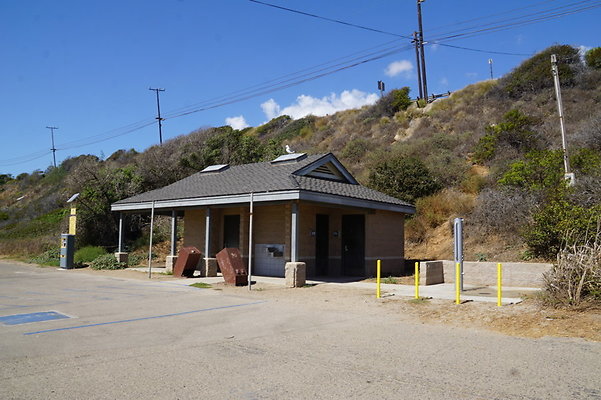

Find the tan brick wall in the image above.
[
  {"left": 184, "top": 202, "right": 407, "bottom": 277},
  {"left": 183, "top": 209, "right": 204, "bottom": 250},
  {"left": 365, "top": 211, "right": 405, "bottom": 276}
]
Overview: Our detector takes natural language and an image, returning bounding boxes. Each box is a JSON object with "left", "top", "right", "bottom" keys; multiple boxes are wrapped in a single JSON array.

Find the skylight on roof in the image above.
[
  {"left": 271, "top": 153, "right": 307, "bottom": 164},
  {"left": 201, "top": 164, "right": 229, "bottom": 173}
]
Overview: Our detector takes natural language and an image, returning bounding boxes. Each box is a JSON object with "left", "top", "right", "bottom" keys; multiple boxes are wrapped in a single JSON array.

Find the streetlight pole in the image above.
[{"left": 149, "top": 87, "right": 165, "bottom": 145}]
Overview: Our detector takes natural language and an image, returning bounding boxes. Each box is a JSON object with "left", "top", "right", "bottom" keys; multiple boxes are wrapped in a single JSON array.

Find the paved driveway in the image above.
[{"left": 1, "top": 261, "right": 600, "bottom": 400}]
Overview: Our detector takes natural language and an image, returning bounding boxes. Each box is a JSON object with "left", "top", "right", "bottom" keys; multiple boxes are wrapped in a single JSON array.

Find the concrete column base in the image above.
[
  {"left": 199, "top": 258, "right": 218, "bottom": 277},
  {"left": 114, "top": 252, "right": 129, "bottom": 265},
  {"left": 285, "top": 262, "right": 306, "bottom": 288},
  {"left": 165, "top": 256, "right": 178, "bottom": 274}
]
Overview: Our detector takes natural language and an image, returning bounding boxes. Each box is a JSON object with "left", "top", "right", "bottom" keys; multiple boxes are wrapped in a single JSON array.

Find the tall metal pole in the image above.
[
  {"left": 417, "top": 0, "right": 428, "bottom": 101},
  {"left": 147, "top": 201, "right": 156, "bottom": 279},
  {"left": 488, "top": 59, "right": 494, "bottom": 80},
  {"left": 46, "top": 126, "right": 58, "bottom": 168},
  {"left": 413, "top": 31, "right": 423, "bottom": 101},
  {"left": 247, "top": 192, "right": 254, "bottom": 290},
  {"left": 149, "top": 87, "right": 165, "bottom": 145},
  {"left": 551, "top": 54, "right": 573, "bottom": 183}
]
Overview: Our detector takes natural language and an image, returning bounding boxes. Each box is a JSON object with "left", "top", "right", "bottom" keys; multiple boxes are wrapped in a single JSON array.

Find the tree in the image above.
[
  {"left": 585, "top": 47, "right": 601, "bottom": 70},
  {"left": 368, "top": 156, "right": 441, "bottom": 203}
]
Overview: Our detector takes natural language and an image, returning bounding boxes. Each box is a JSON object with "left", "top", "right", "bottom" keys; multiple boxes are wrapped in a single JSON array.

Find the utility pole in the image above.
[
  {"left": 416, "top": 0, "right": 428, "bottom": 101},
  {"left": 488, "top": 58, "right": 494, "bottom": 80},
  {"left": 550, "top": 54, "right": 574, "bottom": 185},
  {"left": 413, "top": 31, "right": 423, "bottom": 101},
  {"left": 46, "top": 126, "right": 58, "bottom": 168},
  {"left": 149, "top": 87, "right": 165, "bottom": 145}
]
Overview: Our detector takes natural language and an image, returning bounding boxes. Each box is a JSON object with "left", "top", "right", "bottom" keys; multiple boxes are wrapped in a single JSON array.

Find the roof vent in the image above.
[
  {"left": 200, "top": 164, "right": 229, "bottom": 173},
  {"left": 271, "top": 153, "right": 307, "bottom": 164}
]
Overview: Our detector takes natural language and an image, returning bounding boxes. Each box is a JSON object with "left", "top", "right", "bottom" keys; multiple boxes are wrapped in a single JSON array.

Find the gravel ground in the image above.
[{"left": 1, "top": 261, "right": 600, "bottom": 399}]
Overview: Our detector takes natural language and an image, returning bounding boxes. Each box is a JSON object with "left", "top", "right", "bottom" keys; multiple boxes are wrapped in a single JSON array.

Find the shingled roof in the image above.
[{"left": 111, "top": 153, "right": 415, "bottom": 214}]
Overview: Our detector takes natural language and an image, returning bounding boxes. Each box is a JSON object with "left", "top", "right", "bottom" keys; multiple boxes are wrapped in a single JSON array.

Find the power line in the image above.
[{"left": 247, "top": 0, "right": 412, "bottom": 39}]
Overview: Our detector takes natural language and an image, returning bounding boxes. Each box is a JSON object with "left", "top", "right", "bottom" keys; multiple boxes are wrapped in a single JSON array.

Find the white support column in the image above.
[
  {"left": 291, "top": 202, "right": 299, "bottom": 262},
  {"left": 170, "top": 210, "right": 178, "bottom": 256},
  {"left": 204, "top": 208, "right": 211, "bottom": 258},
  {"left": 165, "top": 210, "right": 178, "bottom": 273},
  {"left": 117, "top": 212, "right": 124, "bottom": 253}
]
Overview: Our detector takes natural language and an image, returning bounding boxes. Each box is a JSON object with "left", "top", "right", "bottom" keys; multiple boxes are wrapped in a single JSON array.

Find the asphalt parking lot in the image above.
[{"left": 1, "top": 261, "right": 600, "bottom": 400}]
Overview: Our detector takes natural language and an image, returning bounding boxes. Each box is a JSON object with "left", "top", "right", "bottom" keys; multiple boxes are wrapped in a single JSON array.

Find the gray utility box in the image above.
[{"left": 60, "top": 234, "right": 75, "bottom": 269}]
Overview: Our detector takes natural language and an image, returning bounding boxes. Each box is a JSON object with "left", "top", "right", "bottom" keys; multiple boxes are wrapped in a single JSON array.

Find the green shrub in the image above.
[
  {"left": 29, "top": 248, "right": 60, "bottom": 266},
  {"left": 523, "top": 201, "right": 601, "bottom": 259},
  {"left": 342, "top": 138, "right": 371, "bottom": 163},
  {"left": 0, "top": 211, "right": 9, "bottom": 221},
  {"left": 498, "top": 149, "right": 564, "bottom": 191},
  {"left": 368, "top": 156, "right": 441, "bottom": 203},
  {"left": 127, "top": 253, "right": 147, "bottom": 266},
  {"left": 74, "top": 246, "right": 107, "bottom": 264},
  {"left": 585, "top": 47, "right": 601, "bottom": 70},
  {"left": 501, "top": 45, "right": 580, "bottom": 98},
  {"left": 473, "top": 109, "right": 539, "bottom": 163},
  {"left": 364, "top": 87, "right": 412, "bottom": 119},
  {"left": 89, "top": 254, "right": 126, "bottom": 270}
]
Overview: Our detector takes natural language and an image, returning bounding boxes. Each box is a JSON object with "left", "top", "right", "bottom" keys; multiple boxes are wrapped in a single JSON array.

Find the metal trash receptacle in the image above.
[
  {"left": 173, "top": 247, "right": 202, "bottom": 278},
  {"left": 216, "top": 248, "right": 247, "bottom": 286}
]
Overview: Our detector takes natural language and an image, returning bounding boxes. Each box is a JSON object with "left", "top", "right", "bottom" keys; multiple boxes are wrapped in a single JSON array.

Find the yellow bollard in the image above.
[
  {"left": 455, "top": 262, "right": 461, "bottom": 304},
  {"left": 415, "top": 261, "right": 419, "bottom": 299},
  {"left": 497, "top": 263, "right": 502, "bottom": 307},
  {"left": 376, "top": 259, "right": 381, "bottom": 299}
]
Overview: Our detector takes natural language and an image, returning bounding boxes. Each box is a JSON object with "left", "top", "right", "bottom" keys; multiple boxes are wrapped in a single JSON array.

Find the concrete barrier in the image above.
[{"left": 420, "top": 260, "right": 553, "bottom": 287}]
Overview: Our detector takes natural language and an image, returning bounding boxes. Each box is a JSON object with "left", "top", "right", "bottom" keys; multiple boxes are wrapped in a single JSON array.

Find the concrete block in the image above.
[
  {"left": 419, "top": 261, "right": 444, "bottom": 285},
  {"left": 200, "top": 258, "right": 218, "bottom": 277},
  {"left": 114, "top": 252, "right": 129, "bottom": 265},
  {"left": 285, "top": 262, "right": 306, "bottom": 288},
  {"left": 165, "top": 256, "right": 177, "bottom": 274}
]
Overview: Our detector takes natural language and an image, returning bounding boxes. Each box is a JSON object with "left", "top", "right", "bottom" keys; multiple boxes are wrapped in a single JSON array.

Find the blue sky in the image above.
[{"left": 1, "top": 0, "right": 599, "bottom": 176}]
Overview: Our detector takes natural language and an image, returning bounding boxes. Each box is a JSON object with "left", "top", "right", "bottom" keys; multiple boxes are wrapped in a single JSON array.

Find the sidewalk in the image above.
[{"left": 131, "top": 267, "right": 537, "bottom": 304}]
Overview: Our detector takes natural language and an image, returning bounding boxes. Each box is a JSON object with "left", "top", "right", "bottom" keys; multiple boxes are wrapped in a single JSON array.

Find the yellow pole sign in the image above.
[
  {"left": 415, "top": 261, "right": 419, "bottom": 299},
  {"left": 69, "top": 207, "right": 77, "bottom": 235},
  {"left": 376, "top": 259, "right": 381, "bottom": 298},
  {"left": 455, "top": 262, "right": 461, "bottom": 305}
]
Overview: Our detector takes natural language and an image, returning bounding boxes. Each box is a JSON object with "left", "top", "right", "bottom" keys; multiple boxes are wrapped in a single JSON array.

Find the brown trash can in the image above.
[
  {"left": 216, "top": 248, "right": 248, "bottom": 286},
  {"left": 173, "top": 247, "right": 202, "bottom": 278}
]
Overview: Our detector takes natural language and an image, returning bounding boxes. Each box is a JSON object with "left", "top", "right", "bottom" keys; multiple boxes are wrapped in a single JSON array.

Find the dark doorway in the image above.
[
  {"left": 341, "top": 214, "right": 365, "bottom": 276},
  {"left": 315, "top": 214, "right": 329, "bottom": 276},
  {"left": 223, "top": 215, "right": 240, "bottom": 249}
]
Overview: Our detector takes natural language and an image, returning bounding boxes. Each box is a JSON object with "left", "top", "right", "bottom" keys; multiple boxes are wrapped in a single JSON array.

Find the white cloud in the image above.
[
  {"left": 439, "top": 77, "right": 449, "bottom": 86},
  {"left": 261, "top": 98, "right": 281, "bottom": 120},
  {"left": 225, "top": 115, "right": 249, "bottom": 130},
  {"left": 261, "top": 89, "right": 378, "bottom": 120},
  {"left": 384, "top": 60, "right": 413, "bottom": 77},
  {"left": 430, "top": 43, "right": 440, "bottom": 51}
]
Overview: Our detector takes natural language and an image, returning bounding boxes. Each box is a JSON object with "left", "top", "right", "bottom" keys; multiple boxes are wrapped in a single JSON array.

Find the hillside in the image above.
[{"left": 1, "top": 44, "right": 600, "bottom": 264}]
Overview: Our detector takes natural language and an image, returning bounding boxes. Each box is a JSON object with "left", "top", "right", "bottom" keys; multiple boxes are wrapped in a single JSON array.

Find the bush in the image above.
[
  {"left": 368, "top": 155, "right": 441, "bottom": 203},
  {"left": 473, "top": 109, "right": 540, "bottom": 163},
  {"left": 74, "top": 246, "right": 107, "bottom": 264},
  {"left": 469, "top": 188, "right": 538, "bottom": 237},
  {"left": 29, "top": 248, "right": 60, "bottom": 266},
  {"left": 500, "top": 45, "right": 580, "bottom": 98},
  {"left": 524, "top": 201, "right": 601, "bottom": 259},
  {"left": 542, "top": 234, "right": 601, "bottom": 307},
  {"left": 584, "top": 47, "right": 601, "bottom": 70},
  {"left": 498, "top": 149, "right": 564, "bottom": 191},
  {"left": 89, "top": 254, "right": 126, "bottom": 270},
  {"left": 363, "top": 87, "right": 412, "bottom": 119}
]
